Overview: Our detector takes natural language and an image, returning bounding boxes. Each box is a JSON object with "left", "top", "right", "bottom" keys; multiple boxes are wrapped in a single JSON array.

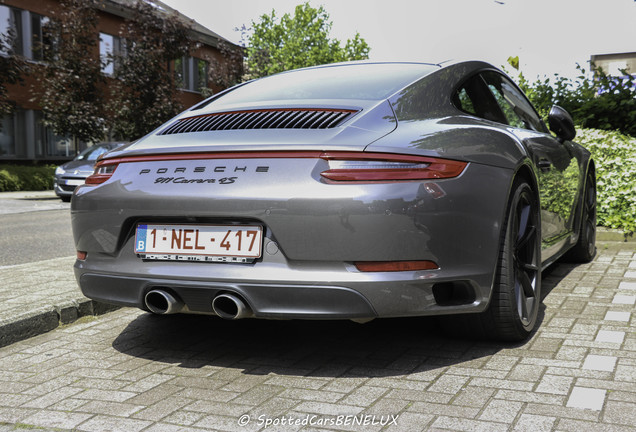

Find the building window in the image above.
[
  {"left": 30, "top": 12, "right": 51, "bottom": 61},
  {"left": 34, "top": 111, "right": 72, "bottom": 158},
  {"left": 1, "top": 7, "right": 56, "bottom": 61},
  {"left": 0, "top": 114, "right": 17, "bottom": 157},
  {"left": 0, "top": 5, "right": 23, "bottom": 55},
  {"left": 100, "top": 32, "right": 124, "bottom": 75},
  {"left": 175, "top": 56, "right": 208, "bottom": 92},
  {"left": 0, "top": 110, "right": 26, "bottom": 158}
]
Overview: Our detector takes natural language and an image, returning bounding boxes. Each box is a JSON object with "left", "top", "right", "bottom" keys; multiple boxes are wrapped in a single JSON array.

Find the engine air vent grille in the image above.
[{"left": 159, "top": 108, "right": 357, "bottom": 135}]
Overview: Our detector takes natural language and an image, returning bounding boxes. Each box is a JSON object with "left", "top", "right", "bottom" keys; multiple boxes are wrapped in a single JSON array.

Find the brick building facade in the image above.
[{"left": 0, "top": 0, "right": 241, "bottom": 162}]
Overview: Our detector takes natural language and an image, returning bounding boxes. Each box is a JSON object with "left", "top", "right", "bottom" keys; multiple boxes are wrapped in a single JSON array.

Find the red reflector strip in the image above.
[
  {"left": 76, "top": 251, "right": 87, "bottom": 260},
  {"left": 354, "top": 261, "right": 439, "bottom": 272},
  {"left": 321, "top": 167, "right": 456, "bottom": 182}
]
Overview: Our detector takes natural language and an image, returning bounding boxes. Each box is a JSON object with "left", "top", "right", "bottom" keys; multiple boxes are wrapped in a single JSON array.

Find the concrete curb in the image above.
[
  {"left": 0, "top": 299, "right": 119, "bottom": 348},
  {"left": 597, "top": 227, "right": 635, "bottom": 242},
  {"left": 0, "top": 190, "right": 57, "bottom": 200}
]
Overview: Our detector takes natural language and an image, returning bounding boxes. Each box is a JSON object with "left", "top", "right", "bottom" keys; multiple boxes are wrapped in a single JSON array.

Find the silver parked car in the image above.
[
  {"left": 71, "top": 61, "right": 596, "bottom": 341},
  {"left": 54, "top": 142, "right": 126, "bottom": 201}
]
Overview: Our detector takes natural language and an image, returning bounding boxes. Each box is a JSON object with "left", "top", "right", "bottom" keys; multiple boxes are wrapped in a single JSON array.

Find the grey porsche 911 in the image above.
[{"left": 71, "top": 61, "right": 596, "bottom": 341}]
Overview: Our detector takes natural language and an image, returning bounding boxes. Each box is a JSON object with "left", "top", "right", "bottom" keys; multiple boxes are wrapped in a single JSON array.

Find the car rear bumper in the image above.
[
  {"left": 55, "top": 176, "right": 85, "bottom": 198},
  {"left": 74, "top": 245, "right": 494, "bottom": 319}
]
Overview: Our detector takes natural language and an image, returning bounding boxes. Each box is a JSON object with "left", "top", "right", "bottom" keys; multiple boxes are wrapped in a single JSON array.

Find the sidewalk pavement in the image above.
[
  {"left": 0, "top": 256, "right": 117, "bottom": 348},
  {"left": 0, "top": 190, "right": 69, "bottom": 215},
  {"left": 0, "top": 190, "right": 115, "bottom": 347},
  {"left": 0, "top": 239, "right": 633, "bottom": 432}
]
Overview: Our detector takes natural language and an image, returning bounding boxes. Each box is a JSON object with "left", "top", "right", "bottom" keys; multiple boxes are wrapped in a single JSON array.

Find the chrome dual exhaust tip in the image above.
[
  {"left": 212, "top": 293, "right": 252, "bottom": 320},
  {"left": 144, "top": 290, "right": 184, "bottom": 315}
]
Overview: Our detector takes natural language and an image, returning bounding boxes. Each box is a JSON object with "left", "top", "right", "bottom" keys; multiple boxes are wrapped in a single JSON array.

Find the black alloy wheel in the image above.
[
  {"left": 481, "top": 179, "right": 541, "bottom": 341},
  {"left": 510, "top": 185, "right": 540, "bottom": 329},
  {"left": 564, "top": 170, "right": 596, "bottom": 263}
]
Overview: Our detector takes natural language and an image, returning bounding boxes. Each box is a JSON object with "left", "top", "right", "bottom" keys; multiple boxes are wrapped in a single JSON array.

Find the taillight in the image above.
[
  {"left": 320, "top": 152, "right": 467, "bottom": 182},
  {"left": 85, "top": 162, "right": 118, "bottom": 185}
]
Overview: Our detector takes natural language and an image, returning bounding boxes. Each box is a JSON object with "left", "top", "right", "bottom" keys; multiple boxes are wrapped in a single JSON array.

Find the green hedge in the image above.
[
  {"left": 0, "top": 164, "right": 56, "bottom": 192},
  {"left": 576, "top": 128, "right": 636, "bottom": 237}
]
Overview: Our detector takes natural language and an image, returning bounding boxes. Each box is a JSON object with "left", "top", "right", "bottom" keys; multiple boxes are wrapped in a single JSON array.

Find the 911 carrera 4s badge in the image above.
[
  {"left": 135, "top": 223, "right": 262, "bottom": 263},
  {"left": 153, "top": 176, "right": 237, "bottom": 184}
]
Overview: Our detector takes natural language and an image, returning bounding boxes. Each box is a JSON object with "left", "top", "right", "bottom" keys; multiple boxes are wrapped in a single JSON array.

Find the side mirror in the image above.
[{"left": 548, "top": 105, "right": 576, "bottom": 142}]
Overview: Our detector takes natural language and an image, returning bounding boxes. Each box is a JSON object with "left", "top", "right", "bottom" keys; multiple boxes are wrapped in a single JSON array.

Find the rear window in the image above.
[{"left": 206, "top": 63, "right": 437, "bottom": 109}]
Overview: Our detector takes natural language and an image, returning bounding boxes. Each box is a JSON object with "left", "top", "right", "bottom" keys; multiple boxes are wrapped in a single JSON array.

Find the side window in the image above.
[
  {"left": 455, "top": 88, "right": 476, "bottom": 115},
  {"left": 453, "top": 71, "right": 546, "bottom": 132},
  {"left": 481, "top": 71, "right": 544, "bottom": 132},
  {"left": 452, "top": 73, "right": 507, "bottom": 124}
]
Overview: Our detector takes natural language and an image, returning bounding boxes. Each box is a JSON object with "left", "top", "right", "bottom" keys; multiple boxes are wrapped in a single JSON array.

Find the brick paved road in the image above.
[{"left": 0, "top": 242, "right": 633, "bottom": 432}]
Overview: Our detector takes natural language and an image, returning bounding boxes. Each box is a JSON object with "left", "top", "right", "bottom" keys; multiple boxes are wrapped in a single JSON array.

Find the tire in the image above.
[
  {"left": 480, "top": 179, "right": 542, "bottom": 341},
  {"left": 441, "top": 179, "right": 541, "bottom": 341},
  {"left": 60, "top": 196, "right": 71, "bottom": 203},
  {"left": 563, "top": 169, "right": 596, "bottom": 263}
]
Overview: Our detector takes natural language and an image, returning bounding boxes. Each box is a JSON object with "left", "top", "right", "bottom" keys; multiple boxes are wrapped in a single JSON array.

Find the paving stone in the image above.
[
  {"left": 478, "top": 399, "right": 523, "bottom": 423},
  {"left": 20, "top": 409, "right": 93, "bottom": 429},
  {"left": 161, "top": 410, "right": 206, "bottom": 427},
  {"left": 557, "top": 418, "right": 635, "bottom": 432},
  {"left": 604, "top": 311, "right": 631, "bottom": 322},
  {"left": 77, "top": 414, "right": 152, "bottom": 432},
  {"left": 566, "top": 387, "right": 606, "bottom": 410},
  {"left": 383, "top": 412, "right": 433, "bottom": 432},
  {"left": 337, "top": 385, "right": 387, "bottom": 407},
  {"left": 535, "top": 374, "right": 575, "bottom": 395},
  {"left": 618, "top": 281, "right": 636, "bottom": 290},
  {"left": 507, "top": 363, "right": 546, "bottom": 381},
  {"left": 0, "top": 241, "right": 633, "bottom": 431},
  {"left": 612, "top": 294, "right": 636, "bottom": 305},
  {"left": 451, "top": 387, "right": 495, "bottom": 409},
  {"left": 582, "top": 354, "right": 617, "bottom": 372},
  {"left": 602, "top": 400, "right": 636, "bottom": 427},
  {"left": 512, "top": 413, "right": 556, "bottom": 432},
  {"left": 430, "top": 415, "right": 509, "bottom": 432},
  {"left": 523, "top": 401, "right": 600, "bottom": 422}
]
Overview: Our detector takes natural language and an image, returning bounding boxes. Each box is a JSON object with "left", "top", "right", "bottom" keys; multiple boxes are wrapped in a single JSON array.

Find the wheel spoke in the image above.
[
  {"left": 516, "top": 225, "right": 536, "bottom": 251},
  {"left": 518, "top": 267, "right": 535, "bottom": 298},
  {"left": 515, "top": 277, "right": 528, "bottom": 320},
  {"left": 586, "top": 186, "right": 596, "bottom": 211},
  {"left": 520, "top": 262, "right": 538, "bottom": 272},
  {"left": 517, "top": 203, "right": 530, "bottom": 241}
]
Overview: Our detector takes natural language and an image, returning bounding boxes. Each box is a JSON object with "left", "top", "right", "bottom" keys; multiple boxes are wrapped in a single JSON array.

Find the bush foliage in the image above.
[
  {"left": 576, "top": 128, "right": 636, "bottom": 237},
  {"left": 0, "top": 164, "right": 55, "bottom": 192},
  {"left": 509, "top": 59, "right": 636, "bottom": 137}
]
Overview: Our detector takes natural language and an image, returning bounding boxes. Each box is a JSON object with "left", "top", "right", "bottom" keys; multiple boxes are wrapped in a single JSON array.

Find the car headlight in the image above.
[{"left": 55, "top": 166, "right": 65, "bottom": 175}]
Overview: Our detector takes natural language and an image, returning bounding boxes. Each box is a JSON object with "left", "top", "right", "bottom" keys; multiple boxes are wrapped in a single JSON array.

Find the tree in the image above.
[
  {"left": 40, "top": 0, "right": 106, "bottom": 144},
  {"left": 205, "top": 39, "right": 244, "bottom": 95},
  {"left": 0, "top": 26, "right": 27, "bottom": 122},
  {"left": 243, "top": 2, "right": 370, "bottom": 78},
  {"left": 108, "top": 1, "right": 195, "bottom": 140}
]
